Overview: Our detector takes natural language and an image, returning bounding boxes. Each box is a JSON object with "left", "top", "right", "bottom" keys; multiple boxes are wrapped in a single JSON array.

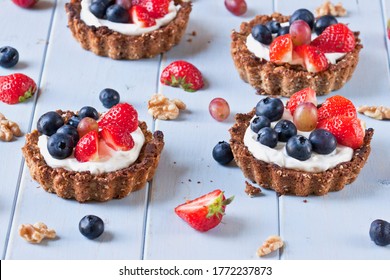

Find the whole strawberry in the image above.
[
  {"left": 0, "top": 73, "right": 37, "bottom": 104},
  {"left": 98, "top": 103, "right": 138, "bottom": 133},
  {"left": 160, "top": 60, "right": 204, "bottom": 92},
  {"left": 12, "top": 0, "right": 39, "bottom": 8},
  {"left": 174, "top": 189, "right": 234, "bottom": 232},
  {"left": 317, "top": 95, "right": 357, "bottom": 122}
]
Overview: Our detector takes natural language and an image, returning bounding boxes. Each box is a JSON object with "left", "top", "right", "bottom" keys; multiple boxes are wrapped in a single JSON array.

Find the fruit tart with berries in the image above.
[
  {"left": 229, "top": 88, "right": 373, "bottom": 196},
  {"left": 65, "top": 0, "right": 191, "bottom": 59},
  {"left": 22, "top": 103, "right": 164, "bottom": 202},
  {"left": 231, "top": 8, "right": 362, "bottom": 96}
]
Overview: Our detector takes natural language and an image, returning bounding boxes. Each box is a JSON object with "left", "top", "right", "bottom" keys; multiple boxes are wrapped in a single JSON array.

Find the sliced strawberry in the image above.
[
  {"left": 130, "top": 5, "right": 156, "bottom": 27},
  {"left": 318, "top": 95, "right": 357, "bottom": 122},
  {"left": 310, "top": 23, "right": 355, "bottom": 53},
  {"left": 138, "top": 0, "right": 169, "bottom": 18},
  {"left": 295, "top": 45, "right": 329, "bottom": 73},
  {"left": 74, "top": 131, "right": 99, "bottom": 162},
  {"left": 286, "top": 87, "right": 317, "bottom": 115},
  {"left": 269, "top": 34, "right": 293, "bottom": 64},
  {"left": 317, "top": 116, "right": 365, "bottom": 149},
  {"left": 0, "top": 73, "right": 37, "bottom": 105},
  {"left": 100, "top": 125, "right": 135, "bottom": 151},
  {"left": 174, "top": 189, "right": 234, "bottom": 232},
  {"left": 98, "top": 103, "right": 138, "bottom": 133}
]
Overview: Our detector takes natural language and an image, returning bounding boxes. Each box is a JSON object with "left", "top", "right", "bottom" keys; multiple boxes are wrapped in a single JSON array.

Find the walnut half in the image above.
[
  {"left": 19, "top": 222, "right": 56, "bottom": 243},
  {"left": 257, "top": 235, "right": 284, "bottom": 257},
  {"left": 315, "top": 1, "right": 347, "bottom": 17},
  {"left": 148, "top": 93, "right": 186, "bottom": 120},
  {"left": 0, "top": 112, "right": 22, "bottom": 142},
  {"left": 357, "top": 105, "right": 390, "bottom": 120}
]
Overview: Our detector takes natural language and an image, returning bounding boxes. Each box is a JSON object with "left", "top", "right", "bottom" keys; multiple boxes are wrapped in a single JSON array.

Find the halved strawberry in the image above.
[
  {"left": 294, "top": 45, "right": 329, "bottom": 73},
  {"left": 286, "top": 87, "right": 317, "bottom": 115},
  {"left": 130, "top": 5, "right": 156, "bottom": 27},
  {"left": 74, "top": 130, "right": 99, "bottom": 162},
  {"left": 174, "top": 189, "right": 234, "bottom": 232},
  {"left": 100, "top": 125, "right": 135, "bottom": 151},
  {"left": 98, "top": 103, "right": 138, "bottom": 133},
  {"left": 310, "top": 23, "right": 355, "bottom": 53},
  {"left": 138, "top": 0, "right": 169, "bottom": 18},
  {"left": 317, "top": 115, "right": 365, "bottom": 149},
  {"left": 269, "top": 34, "right": 293, "bottom": 64},
  {"left": 318, "top": 95, "right": 357, "bottom": 122}
]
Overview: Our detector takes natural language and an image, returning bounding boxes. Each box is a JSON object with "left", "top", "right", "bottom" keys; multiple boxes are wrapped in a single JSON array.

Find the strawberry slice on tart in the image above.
[
  {"left": 317, "top": 95, "right": 357, "bottom": 122},
  {"left": 286, "top": 87, "right": 317, "bottom": 115},
  {"left": 311, "top": 23, "right": 355, "bottom": 53}
]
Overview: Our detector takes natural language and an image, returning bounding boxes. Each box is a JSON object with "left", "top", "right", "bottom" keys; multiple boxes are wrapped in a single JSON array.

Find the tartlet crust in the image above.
[
  {"left": 65, "top": 0, "right": 192, "bottom": 60},
  {"left": 22, "top": 111, "right": 165, "bottom": 202},
  {"left": 230, "top": 13, "right": 363, "bottom": 97},
  {"left": 229, "top": 109, "right": 373, "bottom": 196}
]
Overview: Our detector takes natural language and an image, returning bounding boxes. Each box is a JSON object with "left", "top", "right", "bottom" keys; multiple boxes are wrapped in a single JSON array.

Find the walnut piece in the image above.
[
  {"left": 0, "top": 112, "right": 22, "bottom": 142},
  {"left": 357, "top": 105, "right": 390, "bottom": 120},
  {"left": 315, "top": 1, "right": 347, "bottom": 17},
  {"left": 19, "top": 222, "right": 56, "bottom": 243},
  {"left": 148, "top": 93, "right": 186, "bottom": 120},
  {"left": 245, "top": 181, "right": 261, "bottom": 197},
  {"left": 257, "top": 235, "right": 284, "bottom": 257}
]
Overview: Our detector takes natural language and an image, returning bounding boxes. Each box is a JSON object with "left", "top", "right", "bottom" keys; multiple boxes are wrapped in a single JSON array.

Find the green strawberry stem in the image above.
[
  {"left": 206, "top": 192, "right": 234, "bottom": 219},
  {"left": 18, "top": 86, "right": 35, "bottom": 103}
]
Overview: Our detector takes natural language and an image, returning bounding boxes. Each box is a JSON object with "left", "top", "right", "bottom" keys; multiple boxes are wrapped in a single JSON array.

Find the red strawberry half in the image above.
[
  {"left": 131, "top": 5, "right": 156, "bottom": 27},
  {"left": 100, "top": 125, "right": 135, "bottom": 151},
  {"left": 74, "top": 130, "right": 99, "bottom": 162},
  {"left": 295, "top": 45, "right": 329, "bottom": 73},
  {"left": 286, "top": 87, "right": 317, "bottom": 115},
  {"left": 317, "top": 95, "right": 357, "bottom": 122},
  {"left": 311, "top": 23, "right": 355, "bottom": 53},
  {"left": 160, "top": 60, "right": 204, "bottom": 92},
  {"left": 269, "top": 34, "right": 293, "bottom": 64},
  {"left": 138, "top": 0, "right": 169, "bottom": 18},
  {"left": 0, "top": 73, "right": 37, "bottom": 105},
  {"left": 174, "top": 189, "right": 234, "bottom": 232},
  {"left": 98, "top": 103, "right": 138, "bottom": 133}
]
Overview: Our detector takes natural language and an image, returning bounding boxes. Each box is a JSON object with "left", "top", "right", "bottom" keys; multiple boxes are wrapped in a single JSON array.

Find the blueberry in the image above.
[
  {"left": 265, "top": 20, "right": 281, "bottom": 33},
  {"left": 0, "top": 46, "right": 19, "bottom": 68},
  {"left": 251, "top": 24, "right": 273, "bottom": 45},
  {"left": 257, "top": 127, "right": 278, "bottom": 148},
  {"left": 274, "top": 120, "right": 297, "bottom": 142},
  {"left": 276, "top": 26, "right": 290, "bottom": 37},
  {"left": 47, "top": 133, "right": 74, "bottom": 159},
  {"left": 255, "top": 97, "right": 284, "bottom": 122},
  {"left": 314, "top": 15, "right": 338, "bottom": 35},
  {"left": 250, "top": 116, "right": 271, "bottom": 133},
  {"left": 286, "top": 135, "right": 312, "bottom": 161},
  {"left": 309, "top": 129, "right": 337, "bottom": 155},
  {"left": 79, "top": 106, "right": 99, "bottom": 120},
  {"left": 89, "top": 2, "right": 107, "bottom": 18},
  {"left": 37, "top": 111, "right": 64, "bottom": 136},
  {"left": 106, "top": 4, "right": 129, "bottom": 23},
  {"left": 289, "top": 8, "right": 315, "bottom": 29},
  {"left": 369, "top": 219, "right": 390, "bottom": 246},
  {"left": 99, "top": 88, "right": 120, "bottom": 108},
  {"left": 212, "top": 141, "right": 234, "bottom": 165},
  {"left": 79, "top": 215, "right": 105, "bottom": 240},
  {"left": 56, "top": 125, "right": 79, "bottom": 146},
  {"left": 67, "top": 115, "right": 81, "bottom": 128}
]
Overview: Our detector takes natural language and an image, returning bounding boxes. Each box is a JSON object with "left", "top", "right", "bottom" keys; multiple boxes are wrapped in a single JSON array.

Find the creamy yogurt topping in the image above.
[
  {"left": 243, "top": 112, "right": 354, "bottom": 172},
  {"left": 80, "top": 0, "right": 180, "bottom": 36},
  {"left": 38, "top": 127, "right": 145, "bottom": 175}
]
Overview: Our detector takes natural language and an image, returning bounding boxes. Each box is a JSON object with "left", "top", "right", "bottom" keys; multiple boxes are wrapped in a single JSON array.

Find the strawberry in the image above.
[
  {"left": 100, "top": 125, "right": 135, "bottom": 151},
  {"left": 160, "top": 60, "right": 204, "bottom": 92},
  {"left": 74, "top": 131, "right": 99, "bottom": 162},
  {"left": 98, "top": 103, "right": 138, "bottom": 133},
  {"left": 388, "top": 19, "right": 390, "bottom": 40},
  {"left": 286, "top": 87, "right": 317, "bottom": 115},
  {"left": 310, "top": 23, "right": 355, "bottom": 53},
  {"left": 138, "top": 0, "right": 169, "bottom": 18},
  {"left": 12, "top": 0, "right": 38, "bottom": 8},
  {"left": 294, "top": 45, "right": 329, "bottom": 73},
  {"left": 174, "top": 189, "right": 234, "bottom": 232},
  {"left": 269, "top": 34, "right": 293, "bottom": 64},
  {"left": 317, "top": 116, "right": 365, "bottom": 149},
  {"left": 130, "top": 5, "right": 156, "bottom": 27},
  {"left": 317, "top": 95, "right": 357, "bottom": 122},
  {"left": 0, "top": 73, "right": 37, "bottom": 104}
]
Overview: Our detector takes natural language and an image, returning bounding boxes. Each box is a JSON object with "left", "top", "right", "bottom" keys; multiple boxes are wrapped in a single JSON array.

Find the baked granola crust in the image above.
[
  {"left": 229, "top": 109, "right": 373, "bottom": 196},
  {"left": 230, "top": 13, "right": 363, "bottom": 97},
  {"left": 22, "top": 110, "right": 164, "bottom": 202},
  {"left": 65, "top": 0, "right": 191, "bottom": 60}
]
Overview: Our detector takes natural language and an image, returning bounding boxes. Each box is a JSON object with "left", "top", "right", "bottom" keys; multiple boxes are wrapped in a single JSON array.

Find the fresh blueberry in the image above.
[
  {"left": 47, "top": 133, "right": 74, "bottom": 159},
  {"left": 37, "top": 111, "right": 64, "bottom": 136},
  {"left": 250, "top": 116, "right": 271, "bottom": 133},
  {"left": 276, "top": 26, "right": 290, "bottom": 37},
  {"left": 89, "top": 0, "right": 114, "bottom": 18},
  {"left": 314, "top": 15, "right": 338, "bottom": 35},
  {"left": 255, "top": 97, "right": 284, "bottom": 122},
  {"left": 99, "top": 88, "right": 120, "bottom": 108},
  {"left": 309, "top": 129, "right": 337, "bottom": 155},
  {"left": 289, "top": 8, "right": 315, "bottom": 29},
  {"left": 286, "top": 135, "right": 312, "bottom": 161},
  {"left": 67, "top": 115, "right": 81, "bottom": 128},
  {"left": 257, "top": 127, "right": 278, "bottom": 148},
  {"left": 0, "top": 46, "right": 19, "bottom": 68},
  {"left": 212, "top": 141, "right": 234, "bottom": 165},
  {"left": 265, "top": 20, "right": 281, "bottom": 33},
  {"left": 369, "top": 219, "right": 390, "bottom": 246},
  {"left": 79, "top": 215, "right": 105, "bottom": 240},
  {"left": 79, "top": 106, "right": 99, "bottom": 120},
  {"left": 56, "top": 125, "right": 79, "bottom": 146},
  {"left": 106, "top": 4, "right": 129, "bottom": 23},
  {"left": 251, "top": 24, "right": 273, "bottom": 45},
  {"left": 274, "top": 120, "right": 297, "bottom": 142}
]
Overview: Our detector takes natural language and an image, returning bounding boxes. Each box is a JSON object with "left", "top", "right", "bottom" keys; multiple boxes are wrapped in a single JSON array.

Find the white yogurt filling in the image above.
[
  {"left": 80, "top": 0, "right": 180, "bottom": 36},
  {"left": 38, "top": 127, "right": 145, "bottom": 175}
]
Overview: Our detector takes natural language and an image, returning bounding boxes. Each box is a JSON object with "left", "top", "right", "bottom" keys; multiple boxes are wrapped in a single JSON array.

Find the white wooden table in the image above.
[{"left": 1, "top": 0, "right": 390, "bottom": 260}]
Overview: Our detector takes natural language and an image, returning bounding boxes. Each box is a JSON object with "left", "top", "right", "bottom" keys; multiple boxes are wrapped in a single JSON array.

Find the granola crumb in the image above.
[
  {"left": 187, "top": 38, "right": 192, "bottom": 43},
  {"left": 245, "top": 181, "right": 261, "bottom": 197},
  {"left": 191, "top": 31, "right": 197, "bottom": 36},
  {"left": 303, "top": 199, "right": 308, "bottom": 203}
]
